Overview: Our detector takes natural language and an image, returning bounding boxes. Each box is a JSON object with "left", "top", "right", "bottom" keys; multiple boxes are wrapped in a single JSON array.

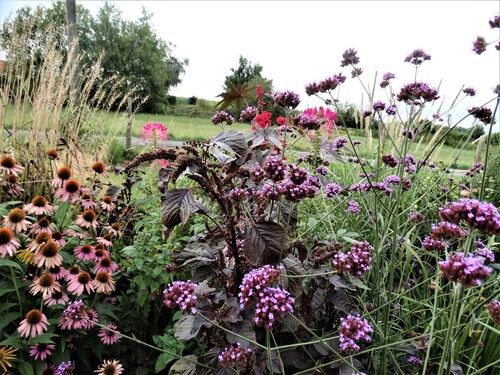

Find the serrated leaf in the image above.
[
  {"left": 161, "top": 189, "right": 205, "bottom": 229},
  {"left": 243, "top": 221, "right": 286, "bottom": 267},
  {"left": 156, "top": 352, "right": 177, "bottom": 373},
  {"left": 209, "top": 130, "right": 248, "bottom": 165}
]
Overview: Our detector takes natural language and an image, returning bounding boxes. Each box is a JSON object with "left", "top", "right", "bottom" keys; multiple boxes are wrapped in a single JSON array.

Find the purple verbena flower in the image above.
[
  {"left": 474, "top": 247, "right": 495, "bottom": 262},
  {"left": 408, "top": 211, "right": 425, "bottom": 224},
  {"left": 407, "top": 355, "right": 424, "bottom": 367},
  {"left": 373, "top": 101, "right": 386, "bottom": 112},
  {"left": 315, "top": 166, "right": 329, "bottom": 176},
  {"left": 252, "top": 286, "right": 294, "bottom": 329},
  {"left": 439, "top": 252, "right": 492, "bottom": 288},
  {"left": 400, "top": 128, "right": 415, "bottom": 141},
  {"left": 472, "top": 36, "right": 487, "bottom": 55},
  {"left": 463, "top": 87, "right": 476, "bottom": 96},
  {"left": 324, "top": 183, "right": 344, "bottom": 197},
  {"left": 404, "top": 49, "right": 431, "bottom": 65},
  {"left": 263, "top": 156, "right": 287, "bottom": 182},
  {"left": 340, "top": 48, "right": 360, "bottom": 67},
  {"left": 422, "top": 236, "right": 448, "bottom": 252},
  {"left": 332, "top": 240, "right": 373, "bottom": 277},
  {"left": 59, "top": 300, "right": 97, "bottom": 330},
  {"left": 238, "top": 265, "right": 282, "bottom": 308},
  {"left": 465, "top": 162, "right": 484, "bottom": 177},
  {"left": 346, "top": 200, "right": 361, "bottom": 214},
  {"left": 468, "top": 106, "right": 494, "bottom": 125},
  {"left": 239, "top": 107, "right": 259, "bottom": 123},
  {"left": 382, "top": 154, "right": 400, "bottom": 168},
  {"left": 487, "top": 300, "right": 500, "bottom": 325},
  {"left": 55, "top": 361, "right": 75, "bottom": 375},
  {"left": 273, "top": 90, "right": 301, "bottom": 109},
  {"left": 385, "top": 104, "right": 397, "bottom": 115},
  {"left": 163, "top": 280, "right": 198, "bottom": 314},
  {"left": 211, "top": 111, "right": 234, "bottom": 126},
  {"left": 339, "top": 314, "right": 373, "bottom": 354},
  {"left": 430, "top": 222, "right": 467, "bottom": 240},
  {"left": 397, "top": 82, "right": 440, "bottom": 105},
  {"left": 439, "top": 199, "right": 500, "bottom": 236},
  {"left": 218, "top": 343, "right": 253, "bottom": 369},
  {"left": 292, "top": 113, "right": 322, "bottom": 130}
]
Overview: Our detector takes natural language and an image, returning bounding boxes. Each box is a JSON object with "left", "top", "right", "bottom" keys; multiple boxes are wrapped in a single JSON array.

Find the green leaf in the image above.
[
  {"left": 136, "top": 258, "right": 144, "bottom": 270},
  {"left": 0, "top": 311, "right": 22, "bottom": 331},
  {"left": 28, "top": 332, "right": 57, "bottom": 344},
  {"left": 0, "top": 258, "right": 24, "bottom": 272},
  {"left": 121, "top": 246, "right": 137, "bottom": 256},
  {"left": 0, "top": 336, "right": 24, "bottom": 348},
  {"left": 156, "top": 352, "right": 177, "bottom": 373},
  {"left": 17, "top": 360, "right": 34, "bottom": 375}
]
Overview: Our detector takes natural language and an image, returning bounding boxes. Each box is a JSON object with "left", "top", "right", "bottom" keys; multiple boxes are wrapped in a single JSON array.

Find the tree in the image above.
[{"left": 1, "top": 1, "right": 188, "bottom": 113}]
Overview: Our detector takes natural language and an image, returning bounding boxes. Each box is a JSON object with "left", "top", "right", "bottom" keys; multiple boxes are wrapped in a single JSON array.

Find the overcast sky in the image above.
[{"left": 1, "top": 1, "right": 499, "bottom": 127}]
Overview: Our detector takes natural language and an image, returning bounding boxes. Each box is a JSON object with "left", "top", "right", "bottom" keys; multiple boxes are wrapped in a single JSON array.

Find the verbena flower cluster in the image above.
[
  {"left": 305, "top": 73, "right": 346, "bottom": 95},
  {"left": 218, "top": 343, "right": 253, "bottom": 369},
  {"left": 404, "top": 49, "right": 431, "bottom": 65},
  {"left": 163, "top": 280, "right": 198, "bottom": 314},
  {"left": 273, "top": 90, "right": 301, "bottom": 109},
  {"left": 332, "top": 240, "right": 373, "bottom": 277},
  {"left": 396, "top": 82, "right": 440, "bottom": 105},
  {"left": 211, "top": 111, "right": 234, "bottom": 126},
  {"left": 438, "top": 199, "right": 500, "bottom": 236},
  {"left": 339, "top": 314, "right": 373, "bottom": 354},
  {"left": 239, "top": 106, "right": 259, "bottom": 122},
  {"left": 59, "top": 300, "right": 97, "bottom": 330},
  {"left": 487, "top": 300, "right": 500, "bottom": 325},
  {"left": 238, "top": 265, "right": 282, "bottom": 308},
  {"left": 438, "top": 252, "right": 492, "bottom": 288}
]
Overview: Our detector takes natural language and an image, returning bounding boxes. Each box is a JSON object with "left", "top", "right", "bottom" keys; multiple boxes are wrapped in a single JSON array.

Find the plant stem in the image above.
[{"left": 10, "top": 266, "right": 23, "bottom": 314}]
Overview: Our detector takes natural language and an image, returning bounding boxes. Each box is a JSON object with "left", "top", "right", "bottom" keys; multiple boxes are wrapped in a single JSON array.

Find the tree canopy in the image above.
[{"left": 1, "top": 1, "right": 188, "bottom": 113}]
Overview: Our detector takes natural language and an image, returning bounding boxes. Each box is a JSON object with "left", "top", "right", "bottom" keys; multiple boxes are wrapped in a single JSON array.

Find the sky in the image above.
[{"left": 1, "top": 1, "right": 499, "bottom": 127}]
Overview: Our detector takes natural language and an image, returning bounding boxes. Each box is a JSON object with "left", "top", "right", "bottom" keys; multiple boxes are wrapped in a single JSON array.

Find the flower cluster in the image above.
[
  {"left": 332, "top": 240, "right": 373, "bottom": 277},
  {"left": 468, "top": 106, "right": 494, "bottom": 125},
  {"left": 373, "top": 101, "right": 386, "bottom": 112},
  {"left": 339, "top": 314, "right": 373, "bottom": 354},
  {"left": 253, "top": 111, "right": 272, "bottom": 129},
  {"left": 464, "top": 162, "right": 484, "bottom": 177},
  {"left": 273, "top": 90, "right": 301, "bottom": 109},
  {"left": 218, "top": 343, "right": 253, "bottom": 369},
  {"left": 430, "top": 222, "right": 467, "bottom": 240},
  {"left": 291, "top": 113, "right": 322, "bottom": 130},
  {"left": 238, "top": 265, "right": 282, "bottom": 308},
  {"left": 422, "top": 236, "right": 447, "bottom": 252},
  {"left": 55, "top": 361, "right": 75, "bottom": 375},
  {"left": 163, "top": 280, "right": 198, "bottom": 314},
  {"left": 305, "top": 73, "right": 346, "bottom": 96},
  {"left": 404, "top": 49, "right": 431, "bottom": 65},
  {"left": 59, "top": 300, "right": 98, "bottom": 330},
  {"left": 382, "top": 154, "right": 400, "bottom": 168},
  {"left": 252, "top": 286, "right": 294, "bottom": 329},
  {"left": 472, "top": 36, "right": 487, "bottom": 55},
  {"left": 140, "top": 123, "right": 168, "bottom": 143},
  {"left": 397, "top": 82, "right": 440, "bottom": 105},
  {"left": 346, "top": 200, "right": 361, "bottom": 214},
  {"left": 211, "top": 111, "right": 234, "bottom": 126},
  {"left": 408, "top": 211, "right": 425, "bottom": 224},
  {"left": 438, "top": 199, "right": 500, "bottom": 236},
  {"left": 463, "top": 87, "right": 476, "bottom": 96},
  {"left": 239, "top": 106, "right": 259, "bottom": 122},
  {"left": 487, "top": 300, "right": 500, "bottom": 325},
  {"left": 400, "top": 128, "right": 415, "bottom": 141},
  {"left": 303, "top": 107, "right": 337, "bottom": 135},
  {"left": 324, "top": 183, "right": 344, "bottom": 197},
  {"left": 263, "top": 156, "right": 287, "bottom": 182},
  {"left": 438, "top": 252, "right": 492, "bottom": 288},
  {"left": 380, "top": 72, "right": 396, "bottom": 88}
]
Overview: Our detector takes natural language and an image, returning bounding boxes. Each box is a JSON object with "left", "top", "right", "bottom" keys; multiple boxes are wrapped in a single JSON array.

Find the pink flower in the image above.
[
  {"left": 67, "top": 272, "right": 95, "bottom": 296},
  {"left": 23, "top": 196, "right": 56, "bottom": 216},
  {"left": 140, "top": 122, "right": 168, "bottom": 144},
  {"left": 75, "top": 210, "right": 99, "bottom": 229},
  {"left": 93, "top": 257, "right": 118, "bottom": 274},
  {"left": 44, "top": 289, "right": 69, "bottom": 306},
  {"left": 95, "top": 359, "right": 124, "bottom": 375},
  {"left": 98, "top": 323, "right": 121, "bottom": 345},
  {"left": 92, "top": 271, "right": 116, "bottom": 294},
  {"left": 74, "top": 244, "right": 96, "bottom": 262},
  {"left": 3, "top": 207, "right": 30, "bottom": 232},
  {"left": 54, "top": 179, "right": 81, "bottom": 203},
  {"left": 29, "top": 343, "right": 55, "bottom": 360},
  {"left": 0, "top": 155, "right": 25, "bottom": 175},
  {"left": 17, "top": 310, "right": 49, "bottom": 338},
  {"left": 0, "top": 227, "right": 21, "bottom": 258}
]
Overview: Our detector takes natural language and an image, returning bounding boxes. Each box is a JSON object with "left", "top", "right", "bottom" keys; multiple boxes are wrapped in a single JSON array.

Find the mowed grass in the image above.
[{"left": 3, "top": 103, "right": 485, "bottom": 169}]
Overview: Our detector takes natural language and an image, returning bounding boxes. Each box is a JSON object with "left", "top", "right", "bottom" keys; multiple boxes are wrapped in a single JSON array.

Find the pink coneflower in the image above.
[
  {"left": 66, "top": 334, "right": 79, "bottom": 349},
  {"left": 96, "top": 233, "right": 113, "bottom": 247},
  {"left": 43, "top": 265, "right": 68, "bottom": 281},
  {"left": 28, "top": 232, "right": 52, "bottom": 253},
  {"left": 93, "top": 271, "right": 116, "bottom": 294},
  {"left": 44, "top": 289, "right": 69, "bottom": 306},
  {"left": 105, "top": 222, "right": 121, "bottom": 237},
  {"left": 0, "top": 155, "right": 25, "bottom": 175},
  {"left": 51, "top": 166, "right": 72, "bottom": 188},
  {"left": 34, "top": 241, "right": 63, "bottom": 268},
  {"left": 4, "top": 173, "right": 24, "bottom": 197},
  {"left": 95, "top": 359, "right": 124, "bottom": 375},
  {"left": 29, "top": 274, "right": 61, "bottom": 298},
  {"left": 75, "top": 209, "right": 99, "bottom": 229},
  {"left": 74, "top": 244, "right": 95, "bottom": 262},
  {"left": 93, "top": 245, "right": 110, "bottom": 261},
  {"left": 91, "top": 161, "right": 106, "bottom": 175},
  {"left": 51, "top": 231, "right": 66, "bottom": 248},
  {"left": 29, "top": 343, "right": 55, "bottom": 360},
  {"left": 63, "top": 228, "right": 87, "bottom": 240},
  {"left": 65, "top": 265, "right": 81, "bottom": 282},
  {"left": 17, "top": 309, "right": 49, "bottom": 338},
  {"left": 98, "top": 324, "right": 121, "bottom": 345},
  {"left": 3, "top": 207, "right": 30, "bottom": 232},
  {"left": 67, "top": 271, "right": 95, "bottom": 296},
  {"left": 94, "top": 257, "right": 118, "bottom": 274},
  {"left": 42, "top": 363, "right": 57, "bottom": 375},
  {"left": 45, "top": 148, "right": 59, "bottom": 159},
  {"left": 100, "top": 195, "right": 114, "bottom": 212},
  {"left": 81, "top": 192, "right": 96, "bottom": 210},
  {"left": 0, "top": 227, "right": 20, "bottom": 258},
  {"left": 55, "top": 179, "right": 81, "bottom": 203},
  {"left": 23, "top": 196, "right": 56, "bottom": 216},
  {"left": 29, "top": 217, "right": 54, "bottom": 235}
]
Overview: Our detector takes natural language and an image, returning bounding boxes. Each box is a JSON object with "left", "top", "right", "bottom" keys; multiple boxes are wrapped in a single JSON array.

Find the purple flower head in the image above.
[
  {"left": 59, "top": 300, "right": 97, "bottom": 330},
  {"left": 324, "top": 183, "right": 344, "bottom": 197},
  {"left": 468, "top": 106, "right": 494, "bottom": 125},
  {"left": 383, "top": 72, "right": 396, "bottom": 81},
  {"left": 333, "top": 137, "right": 349, "bottom": 151},
  {"left": 239, "top": 265, "right": 282, "bottom": 308},
  {"left": 489, "top": 15, "right": 500, "bottom": 28},
  {"left": 318, "top": 74, "right": 346, "bottom": 92},
  {"left": 351, "top": 67, "right": 363, "bottom": 78},
  {"left": 362, "top": 110, "right": 373, "bottom": 118},
  {"left": 487, "top": 300, "right": 500, "bottom": 325},
  {"left": 288, "top": 164, "right": 309, "bottom": 185},
  {"left": 305, "top": 81, "right": 321, "bottom": 96},
  {"left": 465, "top": 162, "right": 484, "bottom": 177},
  {"left": 407, "top": 356, "right": 424, "bottom": 367},
  {"left": 385, "top": 104, "right": 397, "bottom": 115},
  {"left": 463, "top": 87, "right": 476, "bottom": 96},
  {"left": 439, "top": 252, "right": 492, "bottom": 288},
  {"left": 340, "top": 48, "right": 360, "bottom": 67},
  {"left": 332, "top": 240, "right": 373, "bottom": 277},
  {"left": 279, "top": 178, "right": 319, "bottom": 202},
  {"left": 273, "top": 90, "right": 301, "bottom": 109},
  {"left": 422, "top": 236, "right": 447, "bottom": 252},
  {"left": 439, "top": 199, "right": 500, "bottom": 236},
  {"left": 339, "top": 314, "right": 373, "bottom": 354},
  {"left": 263, "top": 156, "right": 287, "bottom": 182},
  {"left": 239, "top": 107, "right": 259, "bottom": 123},
  {"left": 400, "top": 128, "right": 415, "bottom": 141},
  {"left": 229, "top": 188, "right": 249, "bottom": 202},
  {"left": 408, "top": 211, "right": 425, "bottom": 224},
  {"left": 252, "top": 286, "right": 294, "bottom": 329},
  {"left": 292, "top": 113, "right": 322, "bottom": 130},
  {"left": 384, "top": 175, "right": 401, "bottom": 185},
  {"left": 218, "top": 343, "right": 253, "bottom": 369},
  {"left": 430, "top": 221, "right": 467, "bottom": 240},
  {"left": 211, "top": 111, "right": 234, "bottom": 126},
  {"left": 55, "top": 361, "right": 75, "bottom": 375},
  {"left": 475, "top": 247, "right": 495, "bottom": 262},
  {"left": 404, "top": 49, "right": 431, "bottom": 65},
  {"left": 373, "top": 101, "right": 386, "bottom": 112},
  {"left": 346, "top": 200, "right": 361, "bottom": 214},
  {"left": 315, "top": 166, "right": 329, "bottom": 176},
  {"left": 397, "top": 82, "right": 440, "bottom": 105},
  {"left": 163, "top": 280, "right": 198, "bottom": 314},
  {"left": 472, "top": 36, "right": 487, "bottom": 55}
]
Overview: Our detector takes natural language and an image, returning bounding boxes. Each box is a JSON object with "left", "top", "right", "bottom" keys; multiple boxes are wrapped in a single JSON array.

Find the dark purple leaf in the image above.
[
  {"left": 168, "top": 355, "right": 198, "bottom": 375},
  {"left": 209, "top": 130, "right": 248, "bottom": 165},
  {"left": 226, "top": 320, "right": 255, "bottom": 350},
  {"left": 279, "top": 350, "right": 313, "bottom": 370},
  {"left": 328, "top": 274, "right": 357, "bottom": 291},
  {"left": 160, "top": 189, "right": 205, "bottom": 229},
  {"left": 280, "top": 255, "right": 306, "bottom": 298},
  {"left": 243, "top": 221, "right": 286, "bottom": 267},
  {"left": 325, "top": 288, "right": 358, "bottom": 314}
]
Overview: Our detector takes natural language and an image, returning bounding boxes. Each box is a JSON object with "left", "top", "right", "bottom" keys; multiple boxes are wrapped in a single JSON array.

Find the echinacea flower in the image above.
[
  {"left": 95, "top": 359, "right": 124, "bottom": 375},
  {"left": 75, "top": 209, "right": 99, "bottom": 229},
  {"left": 17, "top": 309, "right": 49, "bottom": 338},
  {"left": 51, "top": 231, "right": 66, "bottom": 247},
  {"left": 55, "top": 179, "right": 81, "bottom": 203},
  {"left": 80, "top": 192, "right": 96, "bottom": 210},
  {"left": 29, "top": 217, "right": 54, "bottom": 235},
  {"left": 74, "top": 244, "right": 95, "bottom": 262},
  {"left": 3, "top": 173, "right": 24, "bottom": 197},
  {"left": 0, "top": 227, "right": 20, "bottom": 258},
  {"left": 100, "top": 196, "right": 114, "bottom": 212},
  {"left": 105, "top": 222, "right": 121, "bottom": 237},
  {"left": 93, "top": 245, "right": 110, "bottom": 261},
  {"left": 0, "top": 155, "right": 25, "bottom": 175},
  {"left": 29, "top": 343, "right": 55, "bottom": 360},
  {"left": 51, "top": 166, "right": 72, "bottom": 188},
  {"left": 34, "top": 241, "right": 63, "bottom": 268},
  {"left": 98, "top": 323, "right": 121, "bottom": 345},
  {"left": 0, "top": 346, "right": 17, "bottom": 372},
  {"left": 44, "top": 289, "right": 69, "bottom": 306},
  {"left": 28, "top": 232, "right": 52, "bottom": 253},
  {"left": 29, "top": 273, "right": 61, "bottom": 298},
  {"left": 42, "top": 363, "right": 57, "bottom": 374},
  {"left": 93, "top": 271, "right": 116, "bottom": 294},
  {"left": 3, "top": 207, "right": 30, "bottom": 232},
  {"left": 96, "top": 233, "right": 113, "bottom": 247},
  {"left": 67, "top": 271, "right": 95, "bottom": 296},
  {"left": 94, "top": 257, "right": 118, "bottom": 274},
  {"left": 91, "top": 161, "right": 106, "bottom": 175},
  {"left": 24, "top": 196, "right": 56, "bottom": 216},
  {"left": 65, "top": 265, "right": 81, "bottom": 282},
  {"left": 46, "top": 148, "right": 58, "bottom": 159}
]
